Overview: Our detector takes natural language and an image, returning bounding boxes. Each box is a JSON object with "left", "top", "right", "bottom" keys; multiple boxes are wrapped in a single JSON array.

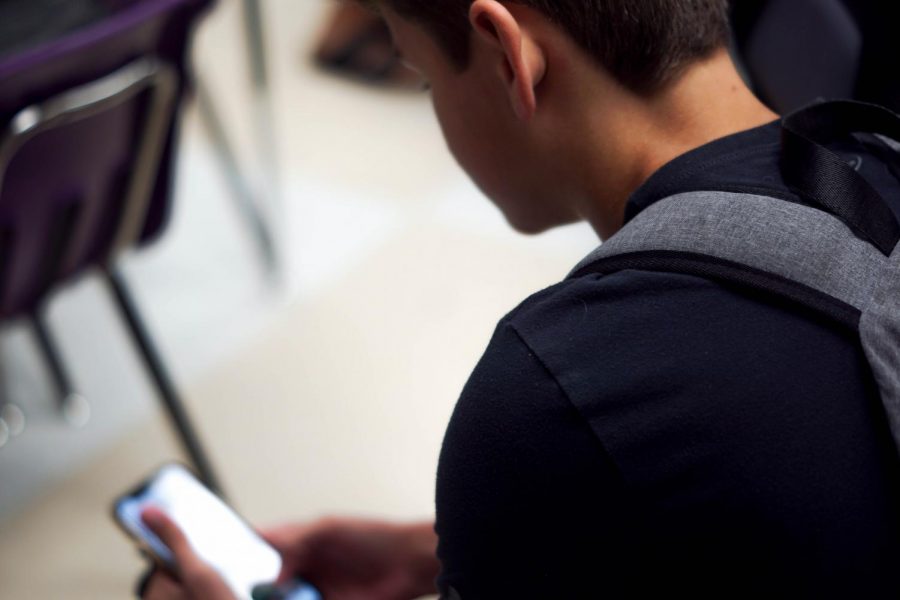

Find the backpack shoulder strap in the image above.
[
  {"left": 569, "top": 100, "right": 900, "bottom": 453},
  {"left": 569, "top": 190, "right": 886, "bottom": 329},
  {"left": 780, "top": 100, "right": 900, "bottom": 255}
]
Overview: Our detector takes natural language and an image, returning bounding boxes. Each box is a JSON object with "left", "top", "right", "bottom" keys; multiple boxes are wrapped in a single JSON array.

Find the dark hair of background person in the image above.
[{"left": 366, "top": 0, "right": 731, "bottom": 94}]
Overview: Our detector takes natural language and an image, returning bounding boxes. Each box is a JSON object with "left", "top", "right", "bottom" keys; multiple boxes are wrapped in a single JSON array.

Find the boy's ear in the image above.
[{"left": 469, "top": 0, "right": 546, "bottom": 121}]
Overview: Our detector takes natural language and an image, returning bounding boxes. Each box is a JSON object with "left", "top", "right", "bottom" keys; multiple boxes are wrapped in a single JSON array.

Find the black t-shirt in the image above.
[{"left": 434, "top": 121, "right": 900, "bottom": 599}]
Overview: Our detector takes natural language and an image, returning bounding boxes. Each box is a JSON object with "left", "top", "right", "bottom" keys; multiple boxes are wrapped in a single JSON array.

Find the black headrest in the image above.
[{"left": 730, "top": 0, "right": 899, "bottom": 114}]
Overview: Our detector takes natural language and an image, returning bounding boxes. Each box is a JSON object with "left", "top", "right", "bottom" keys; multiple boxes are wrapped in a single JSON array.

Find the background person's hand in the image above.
[
  {"left": 262, "top": 517, "right": 439, "bottom": 600},
  {"left": 138, "top": 507, "right": 237, "bottom": 600}
]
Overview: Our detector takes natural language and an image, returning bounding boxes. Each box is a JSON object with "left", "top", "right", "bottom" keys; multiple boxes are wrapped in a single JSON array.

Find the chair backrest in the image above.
[
  {"left": 730, "top": 0, "right": 900, "bottom": 114},
  {"left": 0, "top": 0, "right": 212, "bottom": 319}
]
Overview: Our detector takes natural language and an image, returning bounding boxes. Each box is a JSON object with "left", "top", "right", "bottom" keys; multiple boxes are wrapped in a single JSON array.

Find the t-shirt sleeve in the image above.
[{"left": 434, "top": 320, "right": 634, "bottom": 599}]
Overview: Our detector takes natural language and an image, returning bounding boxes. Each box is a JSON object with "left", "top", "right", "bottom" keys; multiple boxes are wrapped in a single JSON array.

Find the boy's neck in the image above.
[{"left": 568, "top": 50, "right": 779, "bottom": 239}]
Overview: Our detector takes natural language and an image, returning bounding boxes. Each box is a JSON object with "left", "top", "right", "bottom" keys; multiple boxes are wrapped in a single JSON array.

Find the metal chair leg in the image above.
[
  {"left": 242, "top": 0, "right": 269, "bottom": 94},
  {"left": 241, "top": 0, "right": 282, "bottom": 212},
  {"left": 0, "top": 357, "right": 9, "bottom": 448},
  {"left": 31, "top": 311, "right": 90, "bottom": 427},
  {"left": 103, "top": 266, "right": 224, "bottom": 496},
  {"left": 195, "top": 77, "right": 278, "bottom": 277},
  {"left": 0, "top": 352, "right": 28, "bottom": 442}
]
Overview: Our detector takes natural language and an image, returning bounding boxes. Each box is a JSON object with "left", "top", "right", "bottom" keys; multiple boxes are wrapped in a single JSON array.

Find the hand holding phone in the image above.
[
  {"left": 139, "top": 507, "right": 241, "bottom": 599},
  {"left": 114, "top": 463, "right": 321, "bottom": 600},
  {"left": 261, "top": 518, "right": 440, "bottom": 600}
]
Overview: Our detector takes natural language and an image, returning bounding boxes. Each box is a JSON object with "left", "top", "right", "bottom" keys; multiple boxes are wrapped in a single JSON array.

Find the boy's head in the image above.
[
  {"left": 370, "top": 1, "right": 743, "bottom": 236},
  {"left": 376, "top": 0, "right": 730, "bottom": 94}
]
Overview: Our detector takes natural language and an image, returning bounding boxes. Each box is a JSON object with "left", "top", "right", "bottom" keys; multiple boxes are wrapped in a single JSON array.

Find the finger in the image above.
[
  {"left": 258, "top": 524, "right": 309, "bottom": 551},
  {"left": 141, "top": 507, "right": 204, "bottom": 573},
  {"left": 141, "top": 508, "right": 237, "bottom": 599},
  {"left": 259, "top": 525, "right": 315, "bottom": 584},
  {"left": 141, "top": 570, "right": 188, "bottom": 600}
]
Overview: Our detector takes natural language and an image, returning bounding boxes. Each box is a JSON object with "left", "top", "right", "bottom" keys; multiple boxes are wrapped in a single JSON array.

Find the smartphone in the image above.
[{"left": 113, "top": 463, "right": 321, "bottom": 600}]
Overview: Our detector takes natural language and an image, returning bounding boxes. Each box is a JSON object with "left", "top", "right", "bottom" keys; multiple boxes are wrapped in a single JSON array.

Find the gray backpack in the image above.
[{"left": 569, "top": 100, "right": 900, "bottom": 450}]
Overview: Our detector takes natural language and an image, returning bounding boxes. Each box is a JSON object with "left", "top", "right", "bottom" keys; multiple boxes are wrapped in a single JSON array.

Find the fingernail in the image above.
[{"left": 141, "top": 507, "right": 164, "bottom": 528}]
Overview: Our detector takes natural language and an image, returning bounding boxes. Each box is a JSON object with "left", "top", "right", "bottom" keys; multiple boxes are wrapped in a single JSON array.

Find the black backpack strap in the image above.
[
  {"left": 569, "top": 101, "right": 900, "bottom": 455},
  {"left": 568, "top": 190, "right": 888, "bottom": 332},
  {"left": 780, "top": 100, "right": 900, "bottom": 255},
  {"left": 0, "top": 226, "right": 12, "bottom": 314},
  {"left": 570, "top": 192, "right": 888, "bottom": 327},
  {"left": 569, "top": 101, "right": 900, "bottom": 329}
]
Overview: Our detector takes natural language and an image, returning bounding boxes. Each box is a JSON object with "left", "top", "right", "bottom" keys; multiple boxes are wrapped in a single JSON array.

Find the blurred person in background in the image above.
[
  {"left": 140, "top": 0, "right": 900, "bottom": 598},
  {"left": 312, "top": 0, "right": 422, "bottom": 89}
]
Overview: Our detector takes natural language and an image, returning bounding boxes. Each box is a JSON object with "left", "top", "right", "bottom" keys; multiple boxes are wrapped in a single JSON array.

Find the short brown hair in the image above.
[{"left": 378, "top": 0, "right": 731, "bottom": 93}]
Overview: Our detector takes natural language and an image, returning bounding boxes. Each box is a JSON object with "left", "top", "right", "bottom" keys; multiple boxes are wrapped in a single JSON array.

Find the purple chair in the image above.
[{"left": 0, "top": 0, "right": 222, "bottom": 492}]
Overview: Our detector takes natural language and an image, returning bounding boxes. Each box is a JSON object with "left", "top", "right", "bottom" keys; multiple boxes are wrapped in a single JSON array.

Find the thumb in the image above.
[
  {"left": 141, "top": 506, "right": 204, "bottom": 573},
  {"left": 260, "top": 526, "right": 313, "bottom": 584}
]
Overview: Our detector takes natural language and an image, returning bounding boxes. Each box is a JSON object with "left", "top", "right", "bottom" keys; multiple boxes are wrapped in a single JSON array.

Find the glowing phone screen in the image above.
[{"left": 116, "top": 464, "right": 281, "bottom": 600}]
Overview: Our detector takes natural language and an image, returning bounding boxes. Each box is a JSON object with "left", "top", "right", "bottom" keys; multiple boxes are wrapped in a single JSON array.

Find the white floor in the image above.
[{"left": 0, "top": 1, "right": 600, "bottom": 597}]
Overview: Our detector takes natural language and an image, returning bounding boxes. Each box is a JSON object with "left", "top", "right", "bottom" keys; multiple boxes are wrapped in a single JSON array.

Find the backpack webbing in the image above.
[{"left": 569, "top": 100, "right": 900, "bottom": 452}]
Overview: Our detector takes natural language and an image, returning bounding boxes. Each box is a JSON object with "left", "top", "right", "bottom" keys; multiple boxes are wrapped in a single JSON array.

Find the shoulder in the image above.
[
  {"left": 503, "top": 266, "right": 859, "bottom": 373},
  {"left": 502, "top": 267, "right": 795, "bottom": 382},
  {"left": 500, "top": 265, "right": 880, "bottom": 466},
  {"left": 436, "top": 275, "right": 640, "bottom": 597},
  {"left": 439, "top": 266, "right": 900, "bottom": 594},
  {"left": 503, "top": 267, "right": 724, "bottom": 331},
  {"left": 506, "top": 264, "right": 891, "bottom": 490}
]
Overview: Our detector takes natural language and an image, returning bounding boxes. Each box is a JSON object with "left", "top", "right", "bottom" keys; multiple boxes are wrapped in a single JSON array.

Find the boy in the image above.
[{"left": 141, "top": 1, "right": 900, "bottom": 598}]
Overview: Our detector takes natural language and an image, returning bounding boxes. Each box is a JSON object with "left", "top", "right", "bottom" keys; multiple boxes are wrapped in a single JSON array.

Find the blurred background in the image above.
[
  {"left": 0, "top": 1, "right": 597, "bottom": 597},
  {"left": 0, "top": 0, "right": 896, "bottom": 597}
]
